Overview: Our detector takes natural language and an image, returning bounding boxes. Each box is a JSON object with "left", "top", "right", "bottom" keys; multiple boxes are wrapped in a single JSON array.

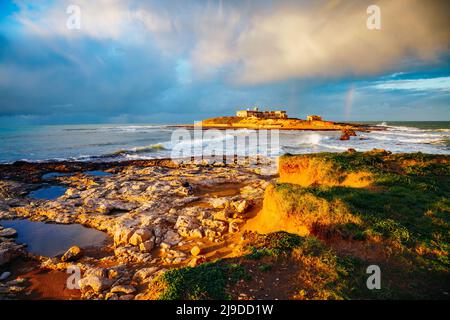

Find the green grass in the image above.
[
  {"left": 275, "top": 152, "right": 450, "bottom": 271},
  {"left": 273, "top": 152, "right": 450, "bottom": 297},
  {"left": 152, "top": 152, "right": 449, "bottom": 300},
  {"left": 245, "top": 231, "right": 327, "bottom": 259},
  {"left": 154, "top": 261, "right": 250, "bottom": 300}
]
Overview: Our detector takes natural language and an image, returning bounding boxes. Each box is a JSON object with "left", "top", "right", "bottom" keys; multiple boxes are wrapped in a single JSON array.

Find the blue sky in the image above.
[{"left": 0, "top": 0, "right": 449, "bottom": 125}]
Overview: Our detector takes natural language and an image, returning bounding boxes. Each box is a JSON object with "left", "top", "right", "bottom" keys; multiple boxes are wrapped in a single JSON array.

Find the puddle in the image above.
[
  {"left": 42, "top": 172, "right": 72, "bottom": 180},
  {"left": 196, "top": 183, "right": 244, "bottom": 197},
  {"left": 28, "top": 186, "right": 67, "bottom": 200},
  {"left": 83, "top": 170, "right": 113, "bottom": 177},
  {"left": 0, "top": 219, "right": 109, "bottom": 257}
]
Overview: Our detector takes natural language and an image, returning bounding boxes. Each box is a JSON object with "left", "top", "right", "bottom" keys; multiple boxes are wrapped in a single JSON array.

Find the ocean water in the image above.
[{"left": 0, "top": 122, "right": 448, "bottom": 163}]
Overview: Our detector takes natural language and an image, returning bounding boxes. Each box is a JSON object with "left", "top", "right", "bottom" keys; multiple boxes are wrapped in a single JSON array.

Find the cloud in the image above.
[
  {"left": 0, "top": 0, "right": 449, "bottom": 123},
  {"left": 370, "top": 77, "right": 450, "bottom": 91},
  {"left": 207, "top": 0, "right": 450, "bottom": 84},
  {"left": 9, "top": 0, "right": 450, "bottom": 84}
]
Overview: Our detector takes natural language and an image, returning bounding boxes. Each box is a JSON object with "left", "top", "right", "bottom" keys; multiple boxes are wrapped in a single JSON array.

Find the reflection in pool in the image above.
[
  {"left": 28, "top": 186, "right": 67, "bottom": 200},
  {"left": 42, "top": 172, "right": 72, "bottom": 180},
  {"left": 0, "top": 219, "right": 108, "bottom": 257},
  {"left": 83, "top": 170, "right": 113, "bottom": 177}
]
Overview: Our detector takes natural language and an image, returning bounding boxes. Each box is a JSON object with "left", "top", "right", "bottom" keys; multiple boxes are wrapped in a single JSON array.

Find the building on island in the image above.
[
  {"left": 236, "top": 107, "right": 288, "bottom": 119},
  {"left": 306, "top": 115, "right": 322, "bottom": 121}
]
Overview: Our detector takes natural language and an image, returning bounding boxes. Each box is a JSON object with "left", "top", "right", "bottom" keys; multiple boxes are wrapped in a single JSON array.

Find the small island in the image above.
[{"left": 189, "top": 107, "right": 378, "bottom": 132}]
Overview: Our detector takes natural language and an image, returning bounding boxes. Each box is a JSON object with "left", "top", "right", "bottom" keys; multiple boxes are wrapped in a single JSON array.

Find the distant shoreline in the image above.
[
  {"left": 170, "top": 115, "right": 385, "bottom": 132},
  {"left": 169, "top": 123, "right": 384, "bottom": 132}
]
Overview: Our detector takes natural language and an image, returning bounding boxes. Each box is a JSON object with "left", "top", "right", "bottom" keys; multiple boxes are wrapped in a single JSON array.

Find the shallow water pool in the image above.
[
  {"left": 28, "top": 186, "right": 67, "bottom": 200},
  {"left": 0, "top": 219, "right": 109, "bottom": 257},
  {"left": 83, "top": 170, "right": 113, "bottom": 177}
]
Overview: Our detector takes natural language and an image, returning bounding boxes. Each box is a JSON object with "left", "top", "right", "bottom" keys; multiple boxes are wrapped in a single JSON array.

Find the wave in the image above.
[
  {"left": 365, "top": 134, "right": 445, "bottom": 144},
  {"left": 297, "top": 133, "right": 324, "bottom": 145},
  {"left": 109, "top": 143, "right": 168, "bottom": 156},
  {"left": 374, "top": 130, "right": 443, "bottom": 138},
  {"left": 63, "top": 125, "right": 170, "bottom": 132}
]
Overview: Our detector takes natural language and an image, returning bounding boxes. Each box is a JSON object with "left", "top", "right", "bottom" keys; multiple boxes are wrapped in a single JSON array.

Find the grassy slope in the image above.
[{"left": 148, "top": 151, "right": 450, "bottom": 300}]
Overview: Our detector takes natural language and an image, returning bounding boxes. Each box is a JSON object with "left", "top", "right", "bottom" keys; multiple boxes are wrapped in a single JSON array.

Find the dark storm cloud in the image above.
[{"left": 0, "top": 0, "right": 449, "bottom": 124}]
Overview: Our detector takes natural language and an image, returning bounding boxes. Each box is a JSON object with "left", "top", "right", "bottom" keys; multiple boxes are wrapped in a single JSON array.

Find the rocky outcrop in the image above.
[
  {"left": 0, "top": 225, "right": 25, "bottom": 266},
  {"left": 196, "top": 116, "right": 372, "bottom": 131},
  {"left": 339, "top": 129, "right": 357, "bottom": 140},
  {"left": 278, "top": 153, "right": 373, "bottom": 188},
  {"left": 0, "top": 158, "right": 274, "bottom": 299}
]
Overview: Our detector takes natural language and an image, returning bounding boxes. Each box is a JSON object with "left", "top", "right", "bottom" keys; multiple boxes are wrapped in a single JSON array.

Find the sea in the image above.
[{"left": 0, "top": 122, "right": 449, "bottom": 163}]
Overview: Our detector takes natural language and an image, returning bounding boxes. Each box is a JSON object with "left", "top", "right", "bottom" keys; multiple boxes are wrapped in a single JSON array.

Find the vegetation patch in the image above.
[{"left": 150, "top": 261, "right": 250, "bottom": 300}]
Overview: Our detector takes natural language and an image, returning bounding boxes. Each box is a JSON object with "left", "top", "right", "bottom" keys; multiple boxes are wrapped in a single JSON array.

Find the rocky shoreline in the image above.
[
  {"left": 0, "top": 157, "right": 274, "bottom": 299},
  {"left": 1, "top": 151, "right": 448, "bottom": 300}
]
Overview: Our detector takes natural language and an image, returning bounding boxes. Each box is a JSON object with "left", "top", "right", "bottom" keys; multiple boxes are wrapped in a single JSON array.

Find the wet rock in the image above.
[
  {"left": 0, "top": 271, "right": 11, "bottom": 281},
  {"left": 0, "top": 241, "right": 25, "bottom": 266},
  {"left": 61, "top": 246, "right": 83, "bottom": 262},
  {"left": 339, "top": 129, "right": 356, "bottom": 141},
  {"left": 0, "top": 228, "right": 17, "bottom": 238}
]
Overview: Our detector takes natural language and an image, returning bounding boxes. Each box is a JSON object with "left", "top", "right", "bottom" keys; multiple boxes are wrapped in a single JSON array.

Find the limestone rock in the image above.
[
  {"left": 139, "top": 240, "right": 154, "bottom": 253},
  {"left": 78, "top": 275, "right": 111, "bottom": 293},
  {"left": 188, "top": 255, "right": 206, "bottom": 267},
  {"left": 61, "top": 246, "right": 83, "bottom": 262},
  {"left": 0, "top": 241, "right": 25, "bottom": 266},
  {"left": 129, "top": 228, "right": 152, "bottom": 246},
  {"left": 0, "top": 228, "right": 17, "bottom": 238},
  {"left": 163, "top": 230, "right": 181, "bottom": 246},
  {"left": 110, "top": 285, "right": 136, "bottom": 295},
  {"left": 114, "top": 227, "right": 133, "bottom": 246},
  {"left": 133, "top": 267, "right": 160, "bottom": 283},
  {"left": 209, "top": 198, "right": 229, "bottom": 209},
  {"left": 231, "top": 200, "right": 250, "bottom": 214}
]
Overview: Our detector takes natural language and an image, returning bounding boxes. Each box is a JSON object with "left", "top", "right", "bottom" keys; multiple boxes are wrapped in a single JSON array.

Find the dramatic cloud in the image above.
[
  {"left": 9, "top": 0, "right": 450, "bottom": 83},
  {"left": 182, "top": 0, "right": 450, "bottom": 83},
  {"left": 0, "top": 0, "right": 449, "bottom": 123}
]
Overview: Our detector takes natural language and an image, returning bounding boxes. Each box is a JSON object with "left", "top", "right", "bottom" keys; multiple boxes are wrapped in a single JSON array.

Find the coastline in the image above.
[
  {"left": 0, "top": 150, "right": 449, "bottom": 299},
  {"left": 169, "top": 121, "right": 384, "bottom": 132}
]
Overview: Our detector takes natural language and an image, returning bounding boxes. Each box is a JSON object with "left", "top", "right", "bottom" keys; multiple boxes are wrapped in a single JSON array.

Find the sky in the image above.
[{"left": 0, "top": 0, "right": 449, "bottom": 125}]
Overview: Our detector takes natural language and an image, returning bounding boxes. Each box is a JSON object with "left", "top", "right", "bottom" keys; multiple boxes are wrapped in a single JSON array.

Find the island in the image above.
[{"left": 186, "top": 107, "right": 379, "bottom": 132}]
